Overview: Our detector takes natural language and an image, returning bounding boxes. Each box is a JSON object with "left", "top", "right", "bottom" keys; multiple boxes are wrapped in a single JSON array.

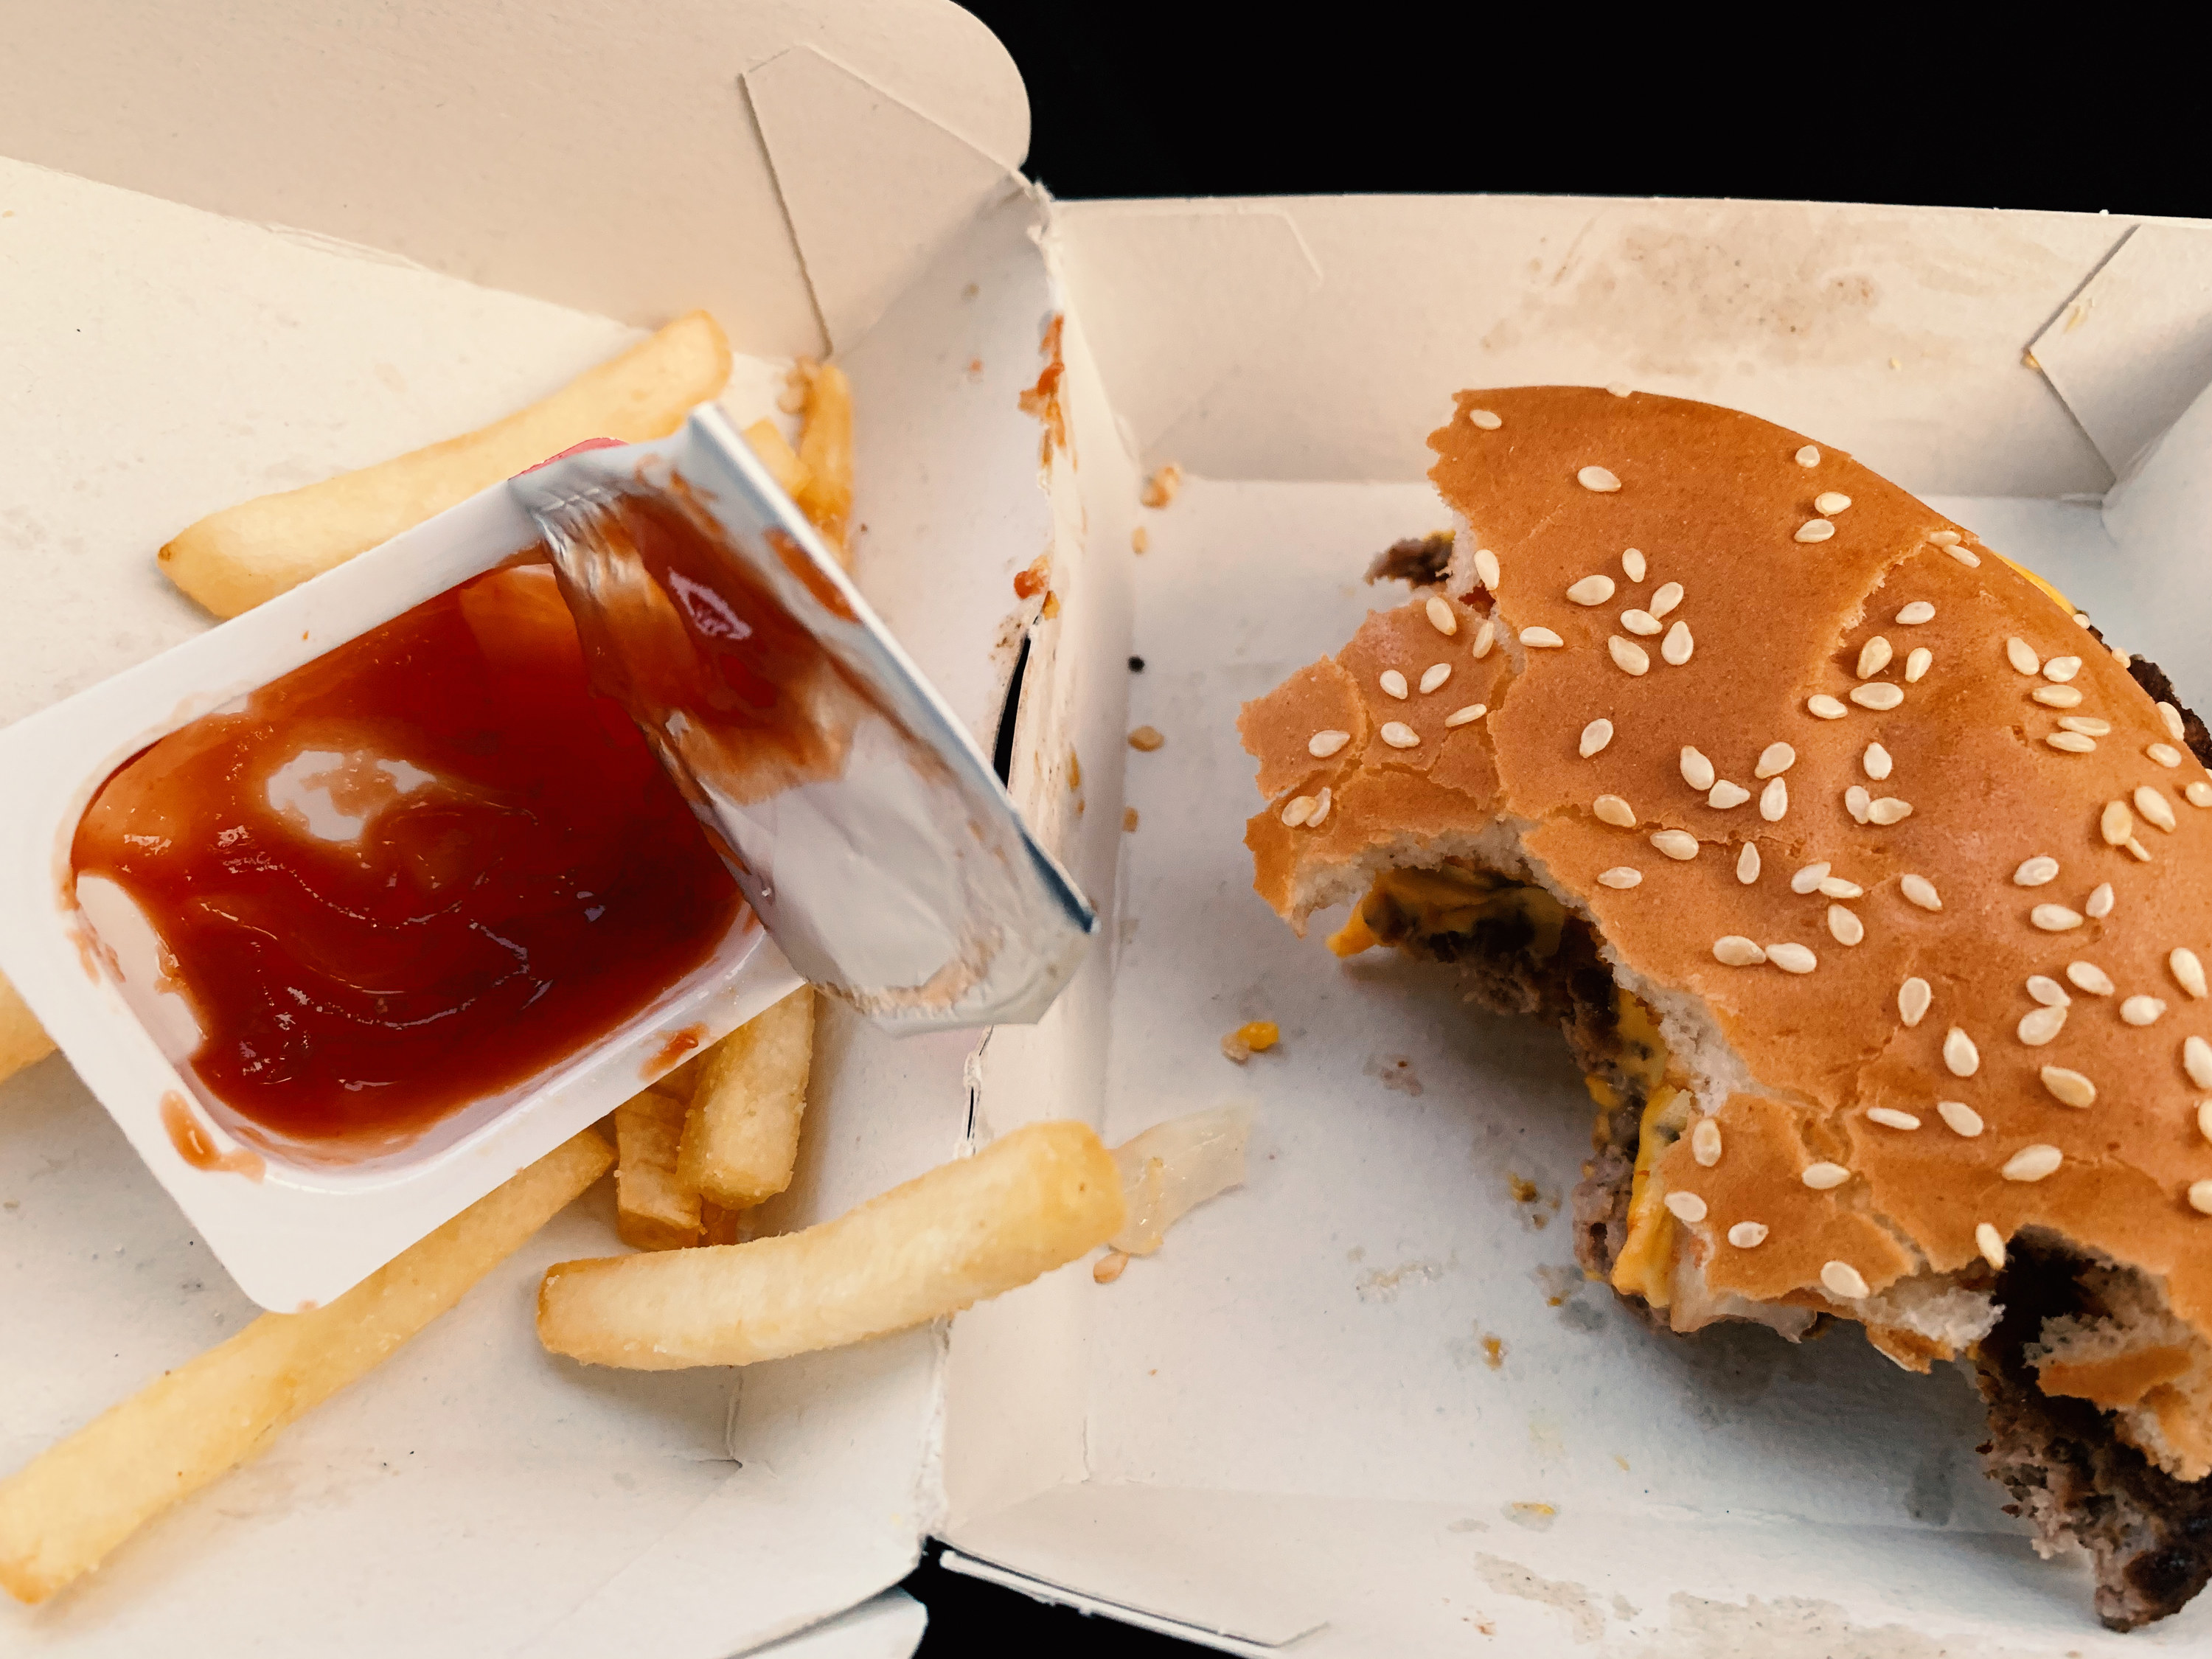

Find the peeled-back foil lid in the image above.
[{"left": 511, "top": 405, "right": 1093, "bottom": 1030}]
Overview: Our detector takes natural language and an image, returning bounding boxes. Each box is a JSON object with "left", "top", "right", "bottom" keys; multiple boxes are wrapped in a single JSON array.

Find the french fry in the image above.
[
  {"left": 158, "top": 311, "right": 734, "bottom": 618},
  {"left": 613, "top": 1087, "right": 703, "bottom": 1251},
  {"left": 0, "top": 1128, "right": 612, "bottom": 1604},
  {"left": 675, "top": 986, "right": 814, "bottom": 1209},
  {"left": 0, "top": 973, "right": 55, "bottom": 1088},
  {"left": 740, "top": 418, "right": 813, "bottom": 501},
  {"left": 538, "top": 1120, "right": 1123, "bottom": 1370},
  {"left": 792, "top": 360, "right": 854, "bottom": 563}
]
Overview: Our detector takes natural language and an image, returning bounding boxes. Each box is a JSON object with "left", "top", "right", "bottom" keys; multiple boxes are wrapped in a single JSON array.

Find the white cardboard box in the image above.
[{"left": 7, "top": 4, "right": 2212, "bottom": 1655}]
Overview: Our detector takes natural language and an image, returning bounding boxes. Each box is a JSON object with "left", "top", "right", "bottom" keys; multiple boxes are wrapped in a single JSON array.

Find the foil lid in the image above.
[{"left": 512, "top": 405, "right": 1093, "bottom": 1030}]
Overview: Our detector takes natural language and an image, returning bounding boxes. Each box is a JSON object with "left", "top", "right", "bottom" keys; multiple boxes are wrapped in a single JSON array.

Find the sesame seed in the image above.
[
  {"left": 1522, "top": 627, "right": 1565, "bottom": 649},
  {"left": 1573, "top": 718, "right": 1613, "bottom": 759},
  {"left": 1944, "top": 1026, "right": 1980, "bottom": 1077},
  {"left": 2124, "top": 995, "right": 2168, "bottom": 1026},
  {"left": 1691, "top": 1118, "right": 1723, "bottom": 1165},
  {"left": 1621, "top": 608, "right": 1663, "bottom": 636},
  {"left": 2201, "top": 1102, "right": 2212, "bottom": 1144},
  {"left": 1792, "top": 862, "right": 1831, "bottom": 894},
  {"left": 2003, "top": 1144, "right": 2064, "bottom": 1182},
  {"left": 1767, "top": 942, "right": 1818, "bottom": 975},
  {"left": 2087, "top": 883, "right": 2115, "bottom": 919},
  {"left": 1663, "top": 1190, "right": 1708, "bottom": 1223},
  {"left": 2187, "top": 1035, "right": 2212, "bottom": 1089},
  {"left": 1868, "top": 1107, "right": 1923, "bottom": 1131},
  {"left": 2047, "top": 731, "right": 2096, "bottom": 754},
  {"left": 2031, "top": 685, "right": 2084, "bottom": 708},
  {"left": 1444, "top": 703, "right": 1487, "bottom": 727},
  {"left": 1472, "top": 619, "right": 1497, "bottom": 659},
  {"left": 2068, "top": 961, "right": 2115, "bottom": 995},
  {"left": 1795, "top": 445, "right": 1820, "bottom": 467},
  {"left": 2018, "top": 1004, "right": 2067, "bottom": 1046},
  {"left": 1796, "top": 519, "right": 1836, "bottom": 543},
  {"left": 1829, "top": 905, "right": 1864, "bottom": 946},
  {"left": 2027, "top": 975, "right": 2070, "bottom": 1006},
  {"left": 1757, "top": 777, "right": 1790, "bottom": 822},
  {"left": 1901, "top": 874, "right": 1941, "bottom": 911},
  {"left": 2151, "top": 743, "right": 2185, "bottom": 768},
  {"left": 1597, "top": 866, "right": 1643, "bottom": 889},
  {"left": 1622, "top": 549, "right": 1648, "bottom": 582},
  {"left": 1420, "top": 663, "right": 1453, "bottom": 694},
  {"left": 1821, "top": 1261, "right": 1870, "bottom": 1299},
  {"left": 2006, "top": 638, "right": 2040, "bottom": 676},
  {"left": 1578, "top": 465, "right": 1622, "bottom": 493},
  {"left": 1652, "top": 829, "right": 1700, "bottom": 860},
  {"left": 2058, "top": 716, "right": 2110, "bottom": 735},
  {"left": 1607, "top": 383, "right": 1632, "bottom": 397},
  {"left": 1607, "top": 636, "right": 1649, "bottom": 675},
  {"left": 1857, "top": 636, "right": 1893, "bottom": 678},
  {"left": 1846, "top": 785, "right": 1872, "bottom": 824},
  {"left": 1681, "top": 747, "right": 1717, "bottom": 790},
  {"left": 1858, "top": 743, "right": 1891, "bottom": 781},
  {"left": 2113, "top": 647, "right": 2132, "bottom": 666},
  {"left": 1595, "top": 794, "right": 1635, "bottom": 827},
  {"left": 1755, "top": 742, "right": 1797, "bottom": 779},
  {"left": 1568, "top": 574, "right": 1616, "bottom": 605},
  {"left": 2191, "top": 1180, "right": 2212, "bottom": 1216},
  {"left": 1310, "top": 787, "right": 1332, "bottom": 826},
  {"left": 2043, "top": 656, "right": 2082, "bottom": 684},
  {"left": 1380, "top": 669, "right": 1408, "bottom": 700},
  {"left": 1938, "top": 1100, "right": 1984, "bottom": 1137},
  {"left": 1475, "top": 549, "right": 1501, "bottom": 590},
  {"left": 1281, "top": 796, "right": 1316, "bottom": 827},
  {"left": 1469, "top": 408, "right": 1502, "bottom": 430},
  {"left": 2014, "top": 856, "right": 2059, "bottom": 886},
  {"left": 1714, "top": 936, "right": 1767, "bottom": 966},
  {"left": 1977, "top": 1223, "right": 2006, "bottom": 1270},
  {"left": 1851, "top": 684, "right": 1905, "bottom": 712},
  {"left": 1729, "top": 1220, "right": 1770, "bottom": 1248},
  {"left": 1809, "top": 695, "right": 1849, "bottom": 720},
  {"left": 1868, "top": 797, "right": 1913, "bottom": 825},
  {"left": 2174, "top": 948, "right": 2207, "bottom": 1000},
  {"left": 1649, "top": 582, "right": 1684, "bottom": 619},
  {"left": 1708, "top": 780, "right": 1751, "bottom": 809},
  {"left": 1947, "top": 546, "right": 1983, "bottom": 568},
  {"left": 1897, "top": 602, "right": 1935, "bottom": 625},
  {"left": 1815, "top": 491, "right": 1854, "bottom": 515},
  {"left": 2033, "top": 904, "right": 2085, "bottom": 931},
  {"left": 1737, "top": 843, "right": 1761, "bottom": 884},
  {"left": 2074, "top": 611, "right": 2092, "bottom": 627},
  {"left": 2101, "top": 800, "right": 2135, "bottom": 845},
  {"left": 1662, "top": 620, "right": 1694, "bottom": 665},
  {"left": 1819, "top": 876, "right": 1864, "bottom": 899},
  {"left": 2160, "top": 702, "right": 2186, "bottom": 741},
  {"left": 1130, "top": 726, "right": 1166, "bottom": 751},
  {"left": 1905, "top": 647, "right": 1933, "bottom": 683},
  {"left": 2190, "top": 782, "right": 2212, "bottom": 808},
  {"left": 1380, "top": 721, "right": 1419, "bottom": 749},
  {"left": 1803, "top": 1162, "right": 1851, "bottom": 1190},
  {"left": 1425, "top": 595, "right": 1458, "bottom": 636},
  {"left": 1309, "top": 729, "right": 1351, "bottom": 759},
  {"left": 2041, "top": 1067, "right": 2097, "bottom": 1108}
]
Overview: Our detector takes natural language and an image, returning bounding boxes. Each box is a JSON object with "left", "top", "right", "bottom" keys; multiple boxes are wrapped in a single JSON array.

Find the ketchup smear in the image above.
[{"left": 72, "top": 562, "right": 743, "bottom": 1150}]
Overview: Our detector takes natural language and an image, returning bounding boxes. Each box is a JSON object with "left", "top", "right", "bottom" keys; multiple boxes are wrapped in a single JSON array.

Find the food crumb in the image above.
[
  {"left": 1132, "top": 526, "right": 1150, "bottom": 554},
  {"left": 1041, "top": 591, "right": 1060, "bottom": 619},
  {"left": 1507, "top": 1173, "right": 1539, "bottom": 1204},
  {"left": 1613, "top": 1453, "right": 1630, "bottom": 1471},
  {"left": 1506, "top": 1501, "right": 1557, "bottom": 1531},
  {"left": 1140, "top": 463, "right": 1183, "bottom": 508},
  {"left": 967, "top": 357, "right": 984, "bottom": 378},
  {"left": 1068, "top": 751, "right": 1082, "bottom": 791},
  {"left": 1127, "top": 726, "right": 1164, "bottom": 751},
  {"left": 1012, "top": 554, "right": 1051, "bottom": 600},
  {"left": 1127, "top": 655, "right": 1145, "bottom": 672},
  {"left": 1123, "top": 807, "right": 1140, "bottom": 832},
  {"left": 1093, "top": 1249, "right": 1129, "bottom": 1284},
  {"left": 1482, "top": 1335, "right": 1506, "bottom": 1370},
  {"left": 1221, "top": 1032, "right": 1251, "bottom": 1064},
  {"left": 1222, "top": 1020, "right": 1277, "bottom": 1063}
]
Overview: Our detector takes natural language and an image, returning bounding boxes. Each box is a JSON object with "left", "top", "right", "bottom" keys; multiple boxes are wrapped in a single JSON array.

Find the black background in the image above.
[{"left": 901, "top": 7, "right": 2191, "bottom": 1652}]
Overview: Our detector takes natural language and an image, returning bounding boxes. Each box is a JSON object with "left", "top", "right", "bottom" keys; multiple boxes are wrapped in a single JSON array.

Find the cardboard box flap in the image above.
[
  {"left": 0, "top": 0, "right": 1028, "bottom": 355},
  {"left": 2028, "top": 220, "right": 2212, "bottom": 479},
  {"left": 747, "top": 1590, "right": 925, "bottom": 1659}
]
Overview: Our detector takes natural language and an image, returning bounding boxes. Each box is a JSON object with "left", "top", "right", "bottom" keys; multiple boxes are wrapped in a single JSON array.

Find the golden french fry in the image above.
[
  {"left": 0, "top": 1128, "right": 612, "bottom": 1605},
  {"left": 698, "top": 1200, "right": 743, "bottom": 1248},
  {"left": 159, "top": 311, "right": 734, "bottom": 618},
  {"left": 793, "top": 360, "right": 853, "bottom": 563},
  {"left": 613, "top": 1088, "right": 703, "bottom": 1251},
  {"left": 675, "top": 986, "right": 814, "bottom": 1209},
  {"left": 740, "top": 418, "right": 813, "bottom": 501},
  {"left": 538, "top": 1119, "right": 1124, "bottom": 1370},
  {"left": 0, "top": 973, "right": 55, "bottom": 1088}
]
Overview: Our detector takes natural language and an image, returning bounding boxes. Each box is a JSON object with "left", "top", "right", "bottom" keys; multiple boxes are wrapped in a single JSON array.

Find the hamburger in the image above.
[{"left": 1239, "top": 387, "right": 2212, "bottom": 1630}]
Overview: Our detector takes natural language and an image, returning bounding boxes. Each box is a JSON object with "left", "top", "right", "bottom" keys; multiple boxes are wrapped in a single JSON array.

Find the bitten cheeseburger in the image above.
[{"left": 1240, "top": 388, "right": 2212, "bottom": 1630}]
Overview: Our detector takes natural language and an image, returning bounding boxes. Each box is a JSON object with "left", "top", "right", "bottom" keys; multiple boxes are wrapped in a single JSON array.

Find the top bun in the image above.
[{"left": 1239, "top": 388, "right": 2212, "bottom": 1478}]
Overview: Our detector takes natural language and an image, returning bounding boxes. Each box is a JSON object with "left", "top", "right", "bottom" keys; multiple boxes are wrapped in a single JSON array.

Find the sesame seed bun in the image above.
[{"left": 1241, "top": 387, "right": 2212, "bottom": 1486}]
